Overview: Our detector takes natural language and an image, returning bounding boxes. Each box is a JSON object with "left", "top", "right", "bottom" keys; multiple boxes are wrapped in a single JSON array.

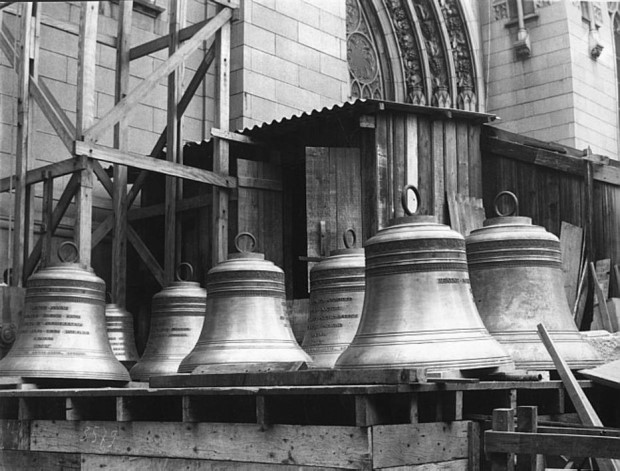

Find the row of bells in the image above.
[{"left": 0, "top": 191, "right": 603, "bottom": 383}]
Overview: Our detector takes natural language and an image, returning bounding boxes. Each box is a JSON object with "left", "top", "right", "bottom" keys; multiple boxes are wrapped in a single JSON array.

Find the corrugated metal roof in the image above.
[
  {"left": 183, "top": 99, "right": 497, "bottom": 150},
  {"left": 241, "top": 99, "right": 496, "bottom": 138}
]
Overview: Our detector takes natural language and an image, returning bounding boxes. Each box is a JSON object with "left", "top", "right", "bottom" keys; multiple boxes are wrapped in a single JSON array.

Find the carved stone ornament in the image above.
[
  {"left": 411, "top": 0, "right": 451, "bottom": 107},
  {"left": 493, "top": 0, "right": 509, "bottom": 20},
  {"left": 589, "top": 28, "right": 604, "bottom": 58},
  {"left": 384, "top": 0, "right": 425, "bottom": 104},
  {"left": 347, "top": 0, "right": 384, "bottom": 99},
  {"left": 439, "top": 0, "right": 477, "bottom": 110}
]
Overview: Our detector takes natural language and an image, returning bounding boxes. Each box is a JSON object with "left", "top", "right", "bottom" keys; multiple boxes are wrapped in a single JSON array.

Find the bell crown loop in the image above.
[
  {"left": 228, "top": 232, "right": 265, "bottom": 260},
  {"left": 493, "top": 190, "right": 519, "bottom": 217},
  {"left": 58, "top": 240, "right": 79, "bottom": 263},
  {"left": 388, "top": 185, "right": 437, "bottom": 226},
  {"left": 176, "top": 262, "right": 194, "bottom": 282},
  {"left": 329, "top": 228, "right": 364, "bottom": 256}
]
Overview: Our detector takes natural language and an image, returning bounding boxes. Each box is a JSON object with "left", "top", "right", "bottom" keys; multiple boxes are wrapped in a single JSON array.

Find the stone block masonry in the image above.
[
  {"left": 233, "top": 0, "right": 349, "bottom": 131},
  {"left": 482, "top": 0, "right": 619, "bottom": 158}
]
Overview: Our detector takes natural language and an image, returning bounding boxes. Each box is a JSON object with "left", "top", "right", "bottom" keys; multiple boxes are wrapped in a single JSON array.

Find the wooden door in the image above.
[{"left": 305, "top": 147, "right": 363, "bottom": 260}]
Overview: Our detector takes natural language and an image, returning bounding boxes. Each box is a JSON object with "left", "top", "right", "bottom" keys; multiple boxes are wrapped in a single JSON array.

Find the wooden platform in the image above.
[
  {"left": 0, "top": 372, "right": 610, "bottom": 470},
  {"left": 0, "top": 379, "right": 593, "bottom": 426}
]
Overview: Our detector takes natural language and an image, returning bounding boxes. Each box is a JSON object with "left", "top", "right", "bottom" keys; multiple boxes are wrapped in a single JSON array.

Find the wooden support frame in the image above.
[
  {"left": 111, "top": 0, "right": 132, "bottom": 306},
  {"left": 164, "top": 0, "right": 183, "bottom": 285},
  {"left": 11, "top": 2, "right": 34, "bottom": 286},
  {"left": 84, "top": 8, "right": 232, "bottom": 143},
  {"left": 75, "top": 141, "right": 236, "bottom": 188},
  {"left": 3, "top": 0, "right": 236, "bottom": 299},
  {"left": 212, "top": 5, "right": 231, "bottom": 264}
]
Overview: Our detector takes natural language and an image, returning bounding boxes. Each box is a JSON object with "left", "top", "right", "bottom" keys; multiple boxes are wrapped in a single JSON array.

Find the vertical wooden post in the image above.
[
  {"left": 212, "top": 7, "right": 231, "bottom": 264},
  {"left": 112, "top": 0, "right": 132, "bottom": 305},
  {"left": 41, "top": 173, "right": 53, "bottom": 266},
  {"left": 164, "top": 0, "right": 184, "bottom": 284},
  {"left": 11, "top": 2, "right": 33, "bottom": 286},
  {"left": 490, "top": 408, "right": 515, "bottom": 471},
  {"left": 75, "top": 1, "right": 98, "bottom": 267},
  {"left": 583, "top": 157, "right": 595, "bottom": 329},
  {"left": 516, "top": 406, "right": 541, "bottom": 471},
  {"left": 23, "top": 4, "right": 40, "bottom": 269}
]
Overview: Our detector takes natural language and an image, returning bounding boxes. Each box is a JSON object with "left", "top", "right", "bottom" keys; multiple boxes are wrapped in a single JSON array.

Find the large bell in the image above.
[
  {"left": 105, "top": 303, "right": 140, "bottom": 368},
  {"left": 179, "top": 233, "right": 312, "bottom": 373},
  {"left": 466, "top": 191, "right": 602, "bottom": 370},
  {"left": 302, "top": 229, "right": 365, "bottom": 368},
  {"left": 0, "top": 242, "right": 130, "bottom": 384},
  {"left": 130, "top": 263, "right": 206, "bottom": 381},
  {"left": 335, "top": 186, "right": 513, "bottom": 372}
]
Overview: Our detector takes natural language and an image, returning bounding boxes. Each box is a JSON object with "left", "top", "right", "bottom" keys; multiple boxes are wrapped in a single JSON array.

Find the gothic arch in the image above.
[{"left": 347, "top": 0, "right": 482, "bottom": 112}]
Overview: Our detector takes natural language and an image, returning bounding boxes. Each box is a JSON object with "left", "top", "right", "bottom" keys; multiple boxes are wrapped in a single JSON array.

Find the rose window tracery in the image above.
[{"left": 346, "top": 0, "right": 479, "bottom": 111}]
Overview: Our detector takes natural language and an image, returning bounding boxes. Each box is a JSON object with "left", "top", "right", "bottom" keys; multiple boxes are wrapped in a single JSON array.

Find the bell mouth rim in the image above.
[
  {"left": 387, "top": 214, "right": 437, "bottom": 226},
  {"left": 482, "top": 216, "right": 533, "bottom": 227}
]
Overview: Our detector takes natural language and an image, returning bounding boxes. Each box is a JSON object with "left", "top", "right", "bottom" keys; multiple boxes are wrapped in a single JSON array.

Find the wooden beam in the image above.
[
  {"left": 537, "top": 323, "right": 620, "bottom": 471},
  {"left": 74, "top": 1, "right": 98, "bottom": 268},
  {"left": 91, "top": 213, "right": 113, "bottom": 249},
  {"left": 485, "top": 431, "right": 620, "bottom": 459},
  {"left": 485, "top": 136, "right": 620, "bottom": 187},
  {"left": 210, "top": 127, "right": 264, "bottom": 146},
  {"left": 29, "top": 77, "right": 75, "bottom": 154},
  {"left": 126, "top": 44, "right": 215, "bottom": 209},
  {"left": 164, "top": 0, "right": 183, "bottom": 285},
  {"left": 11, "top": 2, "right": 33, "bottom": 287},
  {"left": 212, "top": 9, "right": 231, "bottom": 264},
  {"left": 84, "top": 8, "right": 232, "bottom": 143},
  {"left": 75, "top": 1, "right": 98, "bottom": 139},
  {"left": 24, "top": 4, "right": 41, "bottom": 263},
  {"left": 40, "top": 175, "right": 54, "bottom": 267},
  {"left": 129, "top": 18, "right": 208, "bottom": 61},
  {"left": 112, "top": 0, "right": 132, "bottom": 306},
  {"left": 75, "top": 158, "right": 93, "bottom": 267},
  {"left": 127, "top": 225, "right": 165, "bottom": 287},
  {"left": 91, "top": 159, "right": 113, "bottom": 197},
  {"left": 24, "top": 173, "right": 80, "bottom": 278},
  {"left": 0, "top": 157, "right": 85, "bottom": 193},
  {"left": 238, "top": 176, "right": 282, "bottom": 192},
  {"left": 0, "top": 23, "right": 16, "bottom": 67},
  {"left": 75, "top": 141, "right": 236, "bottom": 188},
  {"left": 590, "top": 261, "right": 614, "bottom": 331},
  {"left": 127, "top": 193, "right": 212, "bottom": 222}
]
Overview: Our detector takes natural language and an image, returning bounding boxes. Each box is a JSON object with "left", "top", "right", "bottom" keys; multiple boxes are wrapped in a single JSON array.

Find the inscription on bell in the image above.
[{"left": 437, "top": 277, "right": 470, "bottom": 284}]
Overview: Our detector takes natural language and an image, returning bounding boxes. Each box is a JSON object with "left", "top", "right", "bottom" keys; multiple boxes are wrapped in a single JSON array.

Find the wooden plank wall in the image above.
[
  {"left": 305, "top": 147, "right": 363, "bottom": 258},
  {"left": 480, "top": 152, "right": 620, "bottom": 297},
  {"left": 369, "top": 112, "right": 482, "bottom": 231},
  {"left": 236, "top": 158, "right": 284, "bottom": 268}
]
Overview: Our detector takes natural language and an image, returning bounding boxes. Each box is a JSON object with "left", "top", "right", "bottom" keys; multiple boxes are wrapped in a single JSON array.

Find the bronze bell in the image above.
[
  {"left": 130, "top": 263, "right": 206, "bottom": 381},
  {"left": 466, "top": 191, "right": 602, "bottom": 370},
  {"left": 335, "top": 186, "right": 513, "bottom": 372},
  {"left": 302, "top": 229, "right": 365, "bottom": 368},
  {"left": 0, "top": 242, "right": 130, "bottom": 384},
  {"left": 179, "top": 233, "right": 312, "bottom": 373},
  {"left": 105, "top": 303, "right": 140, "bottom": 368}
]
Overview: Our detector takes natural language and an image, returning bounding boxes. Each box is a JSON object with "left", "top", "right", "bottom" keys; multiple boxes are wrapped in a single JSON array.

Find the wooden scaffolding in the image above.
[{"left": 0, "top": 0, "right": 237, "bottom": 307}]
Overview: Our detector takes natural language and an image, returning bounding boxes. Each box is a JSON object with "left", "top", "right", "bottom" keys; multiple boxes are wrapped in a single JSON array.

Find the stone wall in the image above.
[
  {"left": 481, "top": 0, "right": 618, "bottom": 158},
  {"left": 231, "top": 0, "right": 349, "bottom": 131}
]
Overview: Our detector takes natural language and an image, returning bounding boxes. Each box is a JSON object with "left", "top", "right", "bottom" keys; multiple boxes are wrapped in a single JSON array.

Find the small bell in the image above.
[
  {"left": 130, "top": 263, "right": 206, "bottom": 381},
  {"left": 179, "top": 232, "right": 312, "bottom": 373},
  {"left": 302, "top": 229, "right": 365, "bottom": 368}
]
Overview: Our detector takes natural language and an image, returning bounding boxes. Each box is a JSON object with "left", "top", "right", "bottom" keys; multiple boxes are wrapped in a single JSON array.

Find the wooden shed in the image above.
[{"left": 159, "top": 99, "right": 495, "bottom": 304}]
